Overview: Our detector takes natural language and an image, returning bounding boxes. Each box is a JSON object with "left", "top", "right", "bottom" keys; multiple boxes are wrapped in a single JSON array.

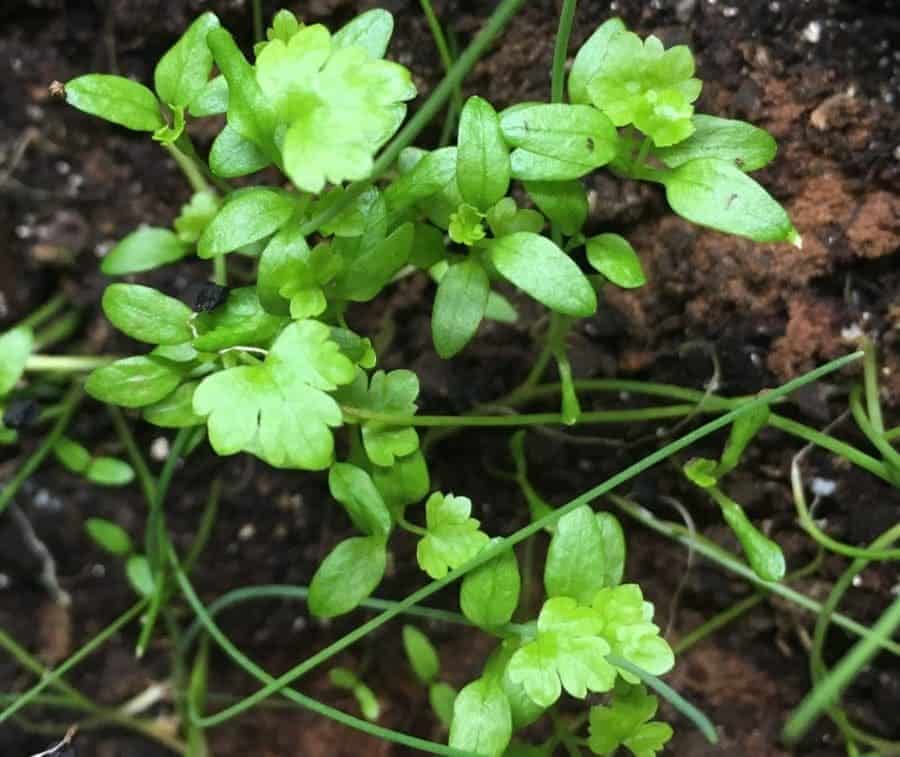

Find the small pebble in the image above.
[
  {"left": 193, "top": 282, "right": 229, "bottom": 312},
  {"left": 803, "top": 20, "right": 822, "bottom": 44}
]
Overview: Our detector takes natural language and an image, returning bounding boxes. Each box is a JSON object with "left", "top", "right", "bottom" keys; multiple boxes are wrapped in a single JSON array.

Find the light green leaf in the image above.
[
  {"left": 86, "top": 457, "right": 135, "bottom": 487},
  {"left": 174, "top": 191, "right": 219, "bottom": 244},
  {"left": 386, "top": 147, "right": 457, "bottom": 215},
  {"left": 101, "top": 227, "right": 188, "bottom": 276},
  {"left": 457, "top": 96, "right": 510, "bottom": 211},
  {"left": 663, "top": 158, "right": 800, "bottom": 245},
  {"left": 461, "top": 538, "right": 520, "bottom": 628},
  {"left": 193, "top": 320, "right": 355, "bottom": 470},
  {"left": 545, "top": 506, "right": 608, "bottom": 604},
  {"left": 0, "top": 327, "right": 33, "bottom": 396},
  {"left": 718, "top": 405, "right": 770, "bottom": 476},
  {"left": 102, "top": 284, "right": 193, "bottom": 345},
  {"left": 524, "top": 180, "right": 588, "bottom": 237},
  {"left": 449, "top": 677, "right": 512, "bottom": 757},
  {"left": 683, "top": 457, "right": 718, "bottom": 488},
  {"left": 126, "top": 555, "right": 155, "bottom": 596},
  {"left": 718, "top": 495, "right": 785, "bottom": 582},
  {"left": 316, "top": 186, "right": 383, "bottom": 238},
  {"left": 65, "top": 74, "right": 163, "bottom": 132},
  {"left": 372, "top": 450, "right": 430, "bottom": 508},
  {"left": 209, "top": 124, "right": 272, "bottom": 178},
  {"left": 429, "top": 682, "right": 457, "bottom": 728},
  {"left": 335, "top": 222, "right": 412, "bottom": 302},
  {"left": 485, "top": 198, "right": 544, "bottom": 238},
  {"left": 329, "top": 463, "right": 392, "bottom": 538},
  {"left": 333, "top": 9, "right": 394, "bottom": 58},
  {"left": 308, "top": 536, "right": 386, "bottom": 618},
  {"left": 192, "top": 287, "right": 286, "bottom": 351},
  {"left": 54, "top": 436, "right": 91, "bottom": 473},
  {"left": 507, "top": 596, "right": 616, "bottom": 708},
  {"left": 258, "top": 224, "right": 310, "bottom": 315},
  {"left": 500, "top": 104, "right": 616, "bottom": 180},
  {"left": 432, "top": 258, "right": 490, "bottom": 358},
  {"left": 143, "top": 381, "right": 203, "bottom": 428},
  {"left": 486, "top": 232, "right": 596, "bottom": 317},
  {"left": 86, "top": 356, "right": 186, "bottom": 408},
  {"left": 596, "top": 512, "right": 626, "bottom": 587},
  {"left": 586, "top": 233, "right": 646, "bottom": 289},
  {"left": 417, "top": 492, "right": 490, "bottom": 579},
  {"left": 85, "top": 517, "right": 133, "bottom": 556},
  {"left": 188, "top": 75, "right": 227, "bottom": 117},
  {"left": 154, "top": 12, "right": 220, "bottom": 107},
  {"left": 568, "top": 18, "right": 626, "bottom": 105},
  {"left": 588, "top": 683, "right": 672, "bottom": 757},
  {"left": 402, "top": 625, "right": 440, "bottom": 684},
  {"left": 198, "top": 188, "right": 295, "bottom": 259},
  {"left": 484, "top": 292, "right": 518, "bottom": 324},
  {"left": 655, "top": 114, "right": 777, "bottom": 172}
]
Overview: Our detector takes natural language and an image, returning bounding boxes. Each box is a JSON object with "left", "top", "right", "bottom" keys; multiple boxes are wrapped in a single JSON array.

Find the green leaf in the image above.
[
  {"left": 258, "top": 224, "right": 310, "bottom": 315},
  {"left": 207, "top": 27, "right": 278, "bottom": 159},
  {"left": 663, "top": 158, "right": 800, "bottom": 245},
  {"left": 417, "top": 492, "right": 490, "bottom": 579},
  {"left": 484, "top": 198, "right": 543, "bottom": 238},
  {"left": 372, "top": 450, "right": 430, "bottom": 508},
  {"left": 329, "top": 667, "right": 381, "bottom": 722},
  {"left": 507, "top": 596, "right": 616, "bottom": 708},
  {"left": 718, "top": 405, "right": 769, "bottom": 476},
  {"left": 457, "top": 96, "right": 510, "bottom": 211},
  {"left": 345, "top": 369, "right": 420, "bottom": 466},
  {"left": 308, "top": 536, "right": 386, "bottom": 618},
  {"left": 432, "top": 258, "right": 490, "bottom": 358},
  {"left": 329, "top": 463, "right": 392, "bottom": 538},
  {"left": 86, "top": 457, "right": 135, "bottom": 487},
  {"left": 209, "top": 124, "right": 272, "bottom": 178},
  {"left": 188, "top": 75, "right": 227, "bottom": 117},
  {"left": 143, "top": 382, "right": 203, "bottom": 428},
  {"left": 330, "top": 328, "right": 377, "bottom": 369},
  {"left": 65, "top": 74, "right": 163, "bottom": 132},
  {"left": 485, "top": 292, "right": 518, "bottom": 324},
  {"left": 126, "top": 555, "right": 155, "bottom": 596},
  {"left": 486, "top": 233, "right": 596, "bottom": 317},
  {"left": 193, "top": 320, "right": 355, "bottom": 470},
  {"left": 174, "top": 191, "right": 219, "bottom": 244},
  {"left": 102, "top": 284, "right": 193, "bottom": 345},
  {"left": 0, "top": 327, "right": 33, "bottom": 396},
  {"left": 85, "top": 517, "right": 133, "bottom": 556},
  {"left": 198, "top": 188, "right": 295, "bottom": 259},
  {"left": 545, "top": 506, "right": 608, "bottom": 604},
  {"left": 333, "top": 9, "right": 394, "bottom": 58},
  {"left": 586, "top": 234, "right": 646, "bottom": 289},
  {"left": 449, "top": 677, "right": 512, "bottom": 757},
  {"left": 86, "top": 356, "right": 186, "bottom": 408},
  {"left": 101, "top": 227, "right": 188, "bottom": 276},
  {"left": 592, "top": 585, "right": 675, "bottom": 681},
  {"left": 154, "top": 12, "right": 220, "bottom": 107},
  {"left": 568, "top": 18, "right": 626, "bottom": 105},
  {"left": 588, "top": 683, "right": 672, "bottom": 757},
  {"left": 336, "top": 222, "right": 412, "bottom": 302},
  {"left": 717, "top": 494, "right": 785, "bottom": 582},
  {"left": 386, "top": 147, "right": 457, "bottom": 215},
  {"left": 316, "top": 186, "right": 383, "bottom": 238},
  {"left": 683, "top": 457, "right": 718, "bottom": 488},
  {"left": 596, "top": 512, "right": 626, "bottom": 587},
  {"left": 449, "top": 203, "right": 487, "bottom": 246},
  {"left": 192, "top": 287, "right": 286, "bottom": 352},
  {"left": 500, "top": 104, "right": 616, "bottom": 180},
  {"left": 461, "top": 538, "right": 521, "bottom": 628},
  {"left": 429, "top": 682, "right": 457, "bottom": 728},
  {"left": 655, "top": 115, "right": 777, "bottom": 172},
  {"left": 402, "top": 625, "right": 440, "bottom": 683},
  {"left": 54, "top": 436, "right": 91, "bottom": 473},
  {"left": 410, "top": 222, "right": 447, "bottom": 270},
  {"left": 524, "top": 180, "right": 588, "bottom": 237}
]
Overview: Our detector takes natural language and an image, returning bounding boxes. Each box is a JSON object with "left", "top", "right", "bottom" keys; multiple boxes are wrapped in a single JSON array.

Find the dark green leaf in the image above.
[
  {"left": 308, "top": 536, "right": 387, "bottom": 618},
  {"left": 333, "top": 9, "right": 394, "bottom": 58},
  {"left": 154, "top": 12, "right": 220, "bottom": 107},
  {"left": 65, "top": 74, "right": 163, "bottom": 132},
  {"left": 102, "top": 284, "right": 193, "bottom": 345},
  {"left": 544, "top": 505, "right": 607, "bottom": 604},
  {"left": 655, "top": 115, "right": 777, "bottom": 172},
  {"left": 402, "top": 625, "right": 440, "bottom": 683},
  {"left": 524, "top": 180, "right": 588, "bottom": 236},
  {"left": 432, "top": 258, "right": 490, "bottom": 358},
  {"left": 586, "top": 233, "right": 646, "bottom": 289},
  {"left": 192, "top": 287, "right": 286, "bottom": 351},
  {"left": 460, "top": 539, "right": 521, "bottom": 628},
  {"left": 336, "top": 222, "right": 412, "bottom": 302},
  {"left": 329, "top": 463, "right": 392, "bottom": 538},
  {"left": 486, "top": 232, "right": 596, "bottom": 316},
  {"left": 372, "top": 450, "right": 430, "bottom": 508},
  {"left": 198, "top": 188, "right": 295, "bottom": 259},
  {"left": 86, "top": 356, "right": 185, "bottom": 408},
  {"left": 101, "top": 227, "right": 188, "bottom": 276},
  {"left": 663, "top": 158, "right": 800, "bottom": 245},
  {"left": 85, "top": 517, "right": 133, "bottom": 556},
  {"left": 209, "top": 125, "right": 271, "bottom": 178},
  {"left": 568, "top": 18, "right": 626, "bottom": 105},
  {"left": 457, "top": 96, "right": 510, "bottom": 211},
  {"left": 410, "top": 222, "right": 446, "bottom": 270}
]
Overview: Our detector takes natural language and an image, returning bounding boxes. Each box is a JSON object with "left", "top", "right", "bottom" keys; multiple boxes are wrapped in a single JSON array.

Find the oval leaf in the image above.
[
  {"left": 0, "top": 327, "right": 34, "bottom": 396},
  {"left": 432, "top": 258, "right": 490, "bottom": 359},
  {"left": 333, "top": 9, "right": 394, "bottom": 58},
  {"left": 143, "top": 382, "right": 203, "bottom": 428},
  {"left": 102, "top": 227, "right": 188, "bottom": 276},
  {"left": 487, "top": 232, "right": 596, "bottom": 316},
  {"left": 154, "top": 12, "right": 220, "bottom": 107},
  {"left": 209, "top": 124, "right": 272, "bottom": 178},
  {"left": 544, "top": 506, "right": 608, "bottom": 604},
  {"left": 328, "top": 463, "right": 392, "bottom": 538},
  {"left": 85, "top": 518, "right": 133, "bottom": 556},
  {"left": 655, "top": 115, "right": 777, "bottom": 172},
  {"left": 460, "top": 539, "right": 521, "bottom": 628},
  {"left": 86, "top": 356, "right": 185, "bottom": 408},
  {"left": 402, "top": 625, "right": 440, "bottom": 684},
  {"left": 198, "top": 188, "right": 295, "bottom": 259},
  {"left": 524, "top": 180, "right": 588, "bottom": 237},
  {"left": 449, "top": 677, "right": 512, "bottom": 757},
  {"left": 102, "top": 284, "right": 193, "bottom": 345},
  {"left": 65, "top": 74, "right": 163, "bottom": 132},
  {"left": 568, "top": 18, "right": 627, "bottom": 105},
  {"left": 457, "top": 96, "right": 510, "bottom": 211},
  {"left": 586, "top": 233, "right": 646, "bottom": 289},
  {"left": 308, "top": 536, "right": 387, "bottom": 618},
  {"left": 595, "top": 512, "right": 626, "bottom": 587}
]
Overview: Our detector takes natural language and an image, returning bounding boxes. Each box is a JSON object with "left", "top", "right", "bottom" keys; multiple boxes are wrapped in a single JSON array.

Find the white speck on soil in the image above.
[
  {"left": 238, "top": 523, "right": 256, "bottom": 541},
  {"left": 151, "top": 437, "right": 170, "bottom": 461},
  {"left": 803, "top": 21, "right": 822, "bottom": 44},
  {"left": 811, "top": 477, "right": 837, "bottom": 497}
]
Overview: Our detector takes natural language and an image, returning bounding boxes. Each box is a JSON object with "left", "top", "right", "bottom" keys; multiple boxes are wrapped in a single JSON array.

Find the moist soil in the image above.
[{"left": 1, "top": 0, "right": 899, "bottom": 755}]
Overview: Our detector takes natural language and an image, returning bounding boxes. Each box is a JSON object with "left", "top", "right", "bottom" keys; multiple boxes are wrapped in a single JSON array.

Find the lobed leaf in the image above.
[{"left": 417, "top": 492, "right": 490, "bottom": 579}]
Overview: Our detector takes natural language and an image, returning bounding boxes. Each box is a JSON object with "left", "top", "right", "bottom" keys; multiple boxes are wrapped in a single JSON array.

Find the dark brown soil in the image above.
[{"left": 1, "top": 1, "right": 899, "bottom": 755}]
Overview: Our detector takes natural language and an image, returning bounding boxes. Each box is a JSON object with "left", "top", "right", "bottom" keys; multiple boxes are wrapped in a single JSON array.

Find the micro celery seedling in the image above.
[{"left": 2, "top": 4, "right": 806, "bottom": 755}]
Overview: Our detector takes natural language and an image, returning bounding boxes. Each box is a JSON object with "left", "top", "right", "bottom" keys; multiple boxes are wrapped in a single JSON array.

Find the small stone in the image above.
[
  {"left": 3, "top": 398, "right": 41, "bottom": 430},
  {"left": 150, "top": 437, "right": 170, "bottom": 461},
  {"left": 193, "top": 282, "right": 229, "bottom": 313},
  {"left": 802, "top": 20, "right": 822, "bottom": 44}
]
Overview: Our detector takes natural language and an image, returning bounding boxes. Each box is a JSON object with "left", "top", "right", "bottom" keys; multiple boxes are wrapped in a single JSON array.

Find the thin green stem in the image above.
[
  {"left": 192, "top": 353, "right": 863, "bottom": 726},
  {"left": 297, "top": 0, "right": 527, "bottom": 237},
  {"left": 861, "top": 337, "right": 884, "bottom": 433},
  {"left": 0, "top": 601, "right": 148, "bottom": 722},
  {"left": 108, "top": 405, "right": 157, "bottom": 507},
  {"left": 849, "top": 385, "right": 900, "bottom": 482},
  {"left": 550, "top": 0, "right": 577, "bottom": 104},
  {"left": 17, "top": 293, "right": 67, "bottom": 331},
  {"left": 252, "top": 0, "right": 264, "bottom": 43},
  {"left": 673, "top": 594, "right": 765, "bottom": 655},
  {"left": 632, "top": 136, "right": 652, "bottom": 172},
  {"left": 33, "top": 311, "right": 81, "bottom": 351},
  {"left": 0, "top": 383, "right": 84, "bottom": 517},
  {"left": 25, "top": 355, "right": 115, "bottom": 373},
  {"left": 182, "top": 478, "right": 222, "bottom": 575},
  {"left": 419, "top": 0, "right": 462, "bottom": 113},
  {"left": 163, "top": 142, "right": 210, "bottom": 195},
  {"left": 213, "top": 255, "right": 227, "bottom": 287}
]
